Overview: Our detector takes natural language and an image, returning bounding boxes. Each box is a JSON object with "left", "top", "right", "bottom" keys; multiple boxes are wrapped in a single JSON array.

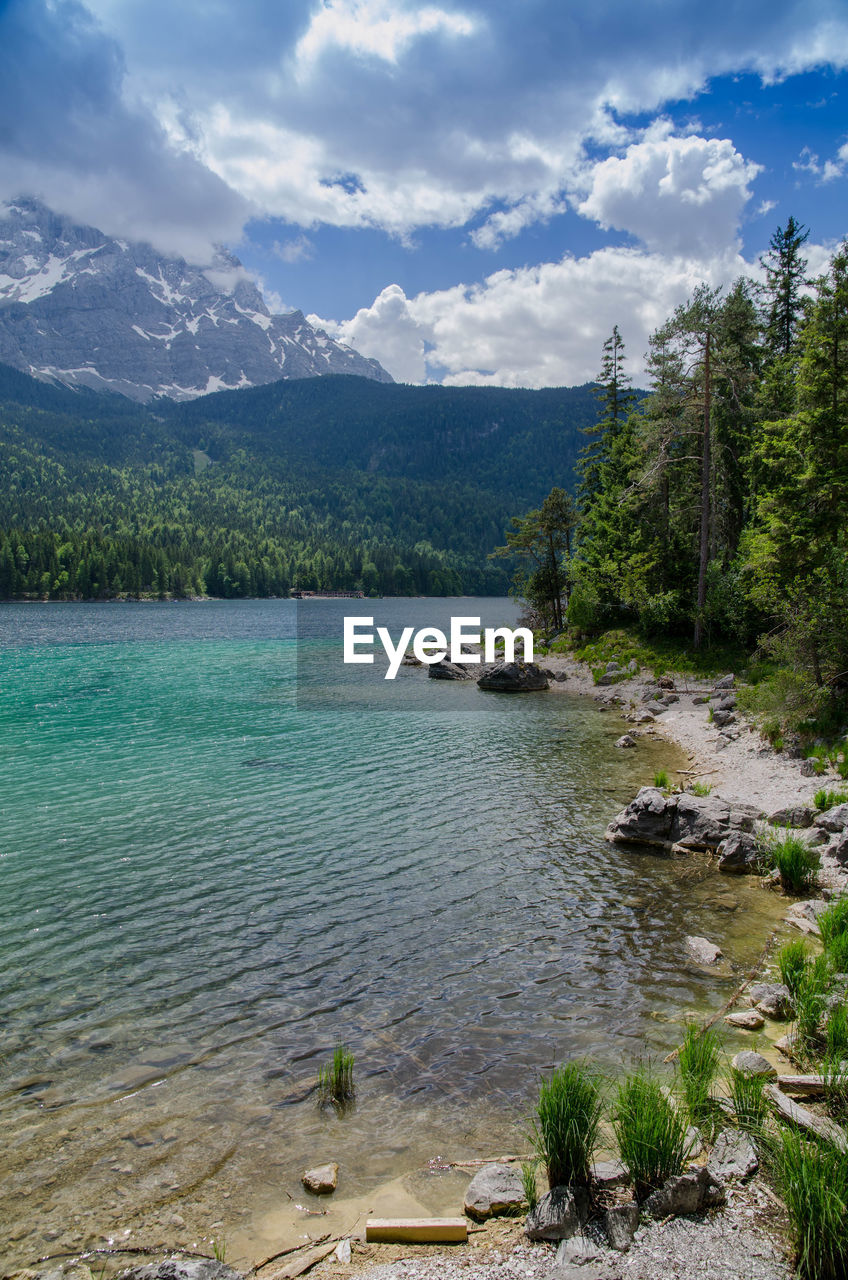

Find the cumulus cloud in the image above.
[
  {"left": 0, "top": 0, "right": 249, "bottom": 261},
  {"left": 314, "top": 244, "right": 751, "bottom": 387},
  {"left": 793, "top": 140, "right": 848, "bottom": 183},
  {"left": 576, "top": 129, "right": 762, "bottom": 254}
]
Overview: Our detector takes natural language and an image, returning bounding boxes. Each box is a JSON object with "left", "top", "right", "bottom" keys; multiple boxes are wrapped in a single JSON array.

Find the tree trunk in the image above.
[{"left": 694, "top": 331, "right": 711, "bottom": 648}]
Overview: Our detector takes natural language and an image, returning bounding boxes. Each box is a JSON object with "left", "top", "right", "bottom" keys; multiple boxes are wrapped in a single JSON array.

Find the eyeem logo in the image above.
[{"left": 343, "top": 616, "right": 534, "bottom": 679}]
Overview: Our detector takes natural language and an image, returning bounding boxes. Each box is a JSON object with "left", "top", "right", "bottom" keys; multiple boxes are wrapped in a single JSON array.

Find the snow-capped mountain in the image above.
[{"left": 0, "top": 199, "right": 393, "bottom": 401}]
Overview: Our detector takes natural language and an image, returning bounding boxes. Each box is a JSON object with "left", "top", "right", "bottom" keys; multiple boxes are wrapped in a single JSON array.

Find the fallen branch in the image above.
[{"left": 249, "top": 1235, "right": 330, "bottom": 1275}]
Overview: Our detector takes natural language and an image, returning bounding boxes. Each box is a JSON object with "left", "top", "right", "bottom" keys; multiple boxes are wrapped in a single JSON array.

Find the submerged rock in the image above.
[
  {"left": 716, "top": 831, "right": 759, "bottom": 874},
  {"left": 302, "top": 1162, "right": 339, "bottom": 1194},
  {"left": 463, "top": 1163, "right": 525, "bottom": 1220},
  {"left": 686, "top": 935, "right": 723, "bottom": 965},
  {"left": 615, "top": 734, "right": 637, "bottom": 749},
  {"left": 725, "top": 1009, "right": 765, "bottom": 1030},
  {"left": 748, "top": 982, "right": 793, "bottom": 1020},
  {"left": 477, "top": 661, "right": 549, "bottom": 692}
]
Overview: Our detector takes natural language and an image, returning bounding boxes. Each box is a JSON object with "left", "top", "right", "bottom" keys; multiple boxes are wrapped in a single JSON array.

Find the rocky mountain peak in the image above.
[{"left": 0, "top": 198, "right": 393, "bottom": 401}]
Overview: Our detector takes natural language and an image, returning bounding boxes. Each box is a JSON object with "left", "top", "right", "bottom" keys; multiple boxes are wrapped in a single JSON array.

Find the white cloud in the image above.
[
  {"left": 273, "top": 233, "right": 315, "bottom": 263},
  {"left": 793, "top": 139, "right": 848, "bottom": 183},
  {"left": 576, "top": 129, "right": 762, "bottom": 254},
  {"left": 295, "top": 0, "right": 476, "bottom": 68},
  {"left": 314, "top": 244, "right": 750, "bottom": 388}
]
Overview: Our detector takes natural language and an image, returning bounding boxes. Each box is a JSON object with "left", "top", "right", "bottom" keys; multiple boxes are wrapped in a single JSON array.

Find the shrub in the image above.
[
  {"left": 726, "top": 1066, "right": 769, "bottom": 1133},
  {"left": 531, "top": 1061, "right": 603, "bottom": 1189},
  {"left": 778, "top": 938, "right": 810, "bottom": 997},
  {"left": 654, "top": 769, "right": 670, "bottom": 790},
  {"left": 768, "top": 1126, "right": 848, "bottom": 1280},
  {"left": 677, "top": 1024, "right": 721, "bottom": 1134},
  {"left": 317, "top": 1043, "right": 355, "bottom": 1106},
  {"left": 613, "top": 1069, "right": 688, "bottom": 1200}
]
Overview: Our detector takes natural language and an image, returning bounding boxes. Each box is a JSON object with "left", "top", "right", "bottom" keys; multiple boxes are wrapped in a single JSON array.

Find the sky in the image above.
[{"left": 1, "top": 1, "right": 847, "bottom": 387}]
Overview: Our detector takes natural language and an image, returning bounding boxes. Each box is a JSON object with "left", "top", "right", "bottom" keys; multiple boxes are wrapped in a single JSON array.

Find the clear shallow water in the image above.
[{"left": 0, "top": 600, "right": 786, "bottom": 1267}]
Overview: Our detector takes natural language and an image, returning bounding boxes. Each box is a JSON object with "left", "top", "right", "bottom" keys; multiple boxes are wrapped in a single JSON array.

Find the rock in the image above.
[
  {"left": 606, "top": 788, "right": 764, "bottom": 853},
  {"left": 766, "top": 1084, "right": 848, "bottom": 1150},
  {"left": 463, "top": 1163, "right": 526, "bottom": 1220},
  {"left": 686, "top": 935, "right": 723, "bottom": 965},
  {"left": 784, "top": 899, "right": 827, "bottom": 936},
  {"left": 658, "top": 676, "right": 676, "bottom": 689},
  {"left": 643, "top": 1167, "right": 725, "bottom": 1218},
  {"left": 769, "top": 805, "right": 816, "bottom": 828},
  {"left": 801, "top": 758, "right": 822, "bottom": 777},
  {"left": 724, "top": 1009, "right": 765, "bottom": 1030},
  {"left": 592, "top": 1159, "right": 630, "bottom": 1187},
  {"left": 633, "top": 710, "right": 656, "bottom": 724},
  {"left": 428, "top": 659, "right": 473, "bottom": 680},
  {"left": 731, "top": 1051, "right": 777, "bottom": 1078},
  {"left": 553, "top": 671, "right": 569, "bottom": 682},
  {"left": 802, "top": 827, "right": 830, "bottom": 847},
  {"left": 401, "top": 652, "right": 422, "bottom": 666},
  {"left": 748, "top": 982, "right": 793, "bottom": 1020},
  {"left": 708, "top": 1129, "right": 759, "bottom": 1180},
  {"left": 627, "top": 659, "right": 639, "bottom": 674},
  {"left": 605, "top": 1202, "right": 639, "bottom": 1251},
  {"left": 525, "top": 1186, "right": 581, "bottom": 1241},
  {"left": 814, "top": 803, "right": 848, "bottom": 832},
  {"left": 606, "top": 661, "right": 623, "bottom": 673},
  {"left": 716, "top": 831, "right": 760, "bottom": 874},
  {"left": 301, "top": 1162, "right": 339, "bottom": 1194},
  {"left": 712, "top": 709, "right": 736, "bottom": 728},
  {"left": 555, "top": 1235, "right": 603, "bottom": 1266},
  {"left": 615, "top": 734, "right": 637, "bottom": 749},
  {"left": 714, "top": 674, "right": 735, "bottom": 690},
  {"left": 715, "top": 734, "right": 733, "bottom": 751},
  {"left": 833, "top": 833, "right": 848, "bottom": 865},
  {"left": 714, "top": 694, "right": 738, "bottom": 711},
  {"left": 477, "top": 661, "right": 549, "bottom": 692},
  {"left": 121, "top": 1264, "right": 242, "bottom": 1280},
  {"left": 692, "top": 694, "right": 711, "bottom": 705},
  {"left": 685, "top": 1125, "right": 704, "bottom": 1158}
]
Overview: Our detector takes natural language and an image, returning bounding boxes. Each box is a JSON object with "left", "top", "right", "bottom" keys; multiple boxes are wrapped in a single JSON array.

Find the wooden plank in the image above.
[{"left": 365, "top": 1218, "right": 468, "bottom": 1244}]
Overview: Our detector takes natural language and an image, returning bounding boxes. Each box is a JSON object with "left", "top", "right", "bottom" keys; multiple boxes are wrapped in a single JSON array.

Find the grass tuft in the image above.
[
  {"left": 317, "top": 1042, "right": 355, "bottom": 1106},
  {"left": 815, "top": 788, "right": 848, "bottom": 811},
  {"left": 757, "top": 828, "right": 820, "bottom": 894},
  {"left": 767, "top": 1126, "right": 848, "bottom": 1280},
  {"left": 531, "top": 1060, "right": 603, "bottom": 1189},
  {"left": 613, "top": 1068, "right": 688, "bottom": 1201},
  {"left": 819, "top": 897, "right": 848, "bottom": 950},
  {"left": 520, "top": 1159, "right": 539, "bottom": 1211},
  {"left": 677, "top": 1024, "right": 721, "bottom": 1135},
  {"left": 653, "top": 769, "right": 671, "bottom": 790},
  {"left": 726, "top": 1066, "right": 769, "bottom": 1134},
  {"left": 689, "top": 780, "right": 712, "bottom": 796},
  {"left": 778, "top": 937, "right": 810, "bottom": 997}
]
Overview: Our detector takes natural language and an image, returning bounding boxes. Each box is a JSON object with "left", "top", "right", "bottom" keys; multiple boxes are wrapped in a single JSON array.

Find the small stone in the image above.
[
  {"left": 692, "top": 694, "right": 711, "bottom": 705},
  {"left": 714, "top": 674, "right": 735, "bottom": 690},
  {"left": 592, "top": 1159, "right": 630, "bottom": 1188},
  {"left": 708, "top": 1129, "right": 759, "bottom": 1180},
  {"left": 463, "top": 1163, "right": 525, "bottom": 1220},
  {"left": 686, "top": 935, "right": 723, "bottom": 965},
  {"left": 556, "top": 1234, "right": 603, "bottom": 1266},
  {"left": 684, "top": 1125, "right": 703, "bottom": 1159},
  {"left": 605, "top": 1202, "right": 639, "bottom": 1251},
  {"left": 725, "top": 1009, "right": 765, "bottom": 1030},
  {"left": 731, "top": 1051, "right": 777, "bottom": 1078},
  {"left": 428, "top": 659, "right": 473, "bottom": 680},
  {"left": 717, "top": 831, "right": 759, "bottom": 874},
  {"left": 769, "top": 805, "right": 815, "bottom": 828},
  {"left": 712, "top": 709, "right": 736, "bottom": 728},
  {"left": 615, "top": 734, "right": 637, "bottom": 748},
  {"left": 301, "top": 1162, "right": 339, "bottom": 1194},
  {"left": 525, "top": 1186, "right": 581, "bottom": 1241},
  {"left": 814, "top": 803, "right": 848, "bottom": 833},
  {"left": 775, "top": 1030, "right": 799, "bottom": 1056}
]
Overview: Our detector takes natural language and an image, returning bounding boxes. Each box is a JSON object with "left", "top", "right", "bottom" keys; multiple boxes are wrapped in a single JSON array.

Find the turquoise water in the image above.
[{"left": 0, "top": 600, "right": 785, "bottom": 1266}]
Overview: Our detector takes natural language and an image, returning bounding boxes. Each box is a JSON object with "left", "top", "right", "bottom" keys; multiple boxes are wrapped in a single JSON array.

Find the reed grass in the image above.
[
  {"left": 520, "top": 1159, "right": 539, "bottom": 1211},
  {"left": 531, "top": 1060, "right": 603, "bottom": 1189},
  {"left": 757, "top": 828, "right": 821, "bottom": 894},
  {"left": 819, "top": 897, "right": 848, "bottom": 949},
  {"left": 777, "top": 937, "right": 810, "bottom": 997},
  {"left": 767, "top": 1127, "right": 848, "bottom": 1280},
  {"left": 317, "top": 1042, "right": 355, "bottom": 1105},
  {"left": 613, "top": 1068, "right": 688, "bottom": 1200},
  {"left": 653, "top": 769, "right": 670, "bottom": 790},
  {"left": 677, "top": 1024, "right": 721, "bottom": 1135},
  {"left": 726, "top": 1065, "right": 769, "bottom": 1134}
]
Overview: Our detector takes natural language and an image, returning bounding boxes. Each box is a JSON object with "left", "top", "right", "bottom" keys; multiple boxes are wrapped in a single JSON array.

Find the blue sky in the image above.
[{"left": 1, "top": 0, "right": 847, "bottom": 386}]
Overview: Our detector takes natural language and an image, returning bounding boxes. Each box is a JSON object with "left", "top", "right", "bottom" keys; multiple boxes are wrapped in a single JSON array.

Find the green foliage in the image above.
[
  {"left": 491, "top": 487, "right": 577, "bottom": 633},
  {"left": 767, "top": 1127, "right": 848, "bottom": 1280},
  {"left": 676, "top": 1024, "right": 721, "bottom": 1134},
  {"left": 825, "top": 1006, "right": 848, "bottom": 1062},
  {"left": 726, "top": 1066, "right": 769, "bottom": 1134},
  {"left": 689, "top": 781, "right": 712, "bottom": 796},
  {"left": 653, "top": 769, "right": 670, "bottom": 790},
  {"left": 531, "top": 1061, "right": 603, "bottom": 1190},
  {"left": 317, "top": 1043, "right": 355, "bottom": 1106},
  {"left": 211, "top": 1239, "right": 227, "bottom": 1263},
  {"left": 777, "top": 938, "right": 810, "bottom": 997},
  {"left": 819, "top": 897, "right": 848, "bottom": 950},
  {"left": 815, "top": 789, "right": 848, "bottom": 811},
  {"left": 520, "top": 1160, "right": 539, "bottom": 1211},
  {"left": 793, "top": 956, "right": 830, "bottom": 1057},
  {"left": 613, "top": 1069, "right": 688, "bottom": 1200}
]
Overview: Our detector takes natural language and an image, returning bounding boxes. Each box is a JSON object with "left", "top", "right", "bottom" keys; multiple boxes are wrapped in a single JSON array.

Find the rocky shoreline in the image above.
[{"left": 15, "top": 656, "right": 848, "bottom": 1280}]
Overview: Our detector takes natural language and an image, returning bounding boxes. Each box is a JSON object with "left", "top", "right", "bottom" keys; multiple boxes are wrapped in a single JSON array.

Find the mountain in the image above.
[
  {"left": 0, "top": 198, "right": 393, "bottom": 401},
  {"left": 0, "top": 364, "right": 597, "bottom": 600}
]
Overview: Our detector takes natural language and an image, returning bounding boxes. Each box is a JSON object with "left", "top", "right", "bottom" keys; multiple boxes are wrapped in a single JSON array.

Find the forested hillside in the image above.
[{"left": 0, "top": 370, "right": 595, "bottom": 599}]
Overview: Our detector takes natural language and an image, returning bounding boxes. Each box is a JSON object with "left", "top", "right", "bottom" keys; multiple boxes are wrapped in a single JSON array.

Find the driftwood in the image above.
[
  {"left": 777, "top": 1074, "right": 830, "bottom": 1096},
  {"left": 366, "top": 1218, "right": 468, "bottom": 1244},
  {"left": 250, "top": 1235, "right": 331, "bottom": 1275},
  {"left": 766, "top": 1084, "right": 848, "bottom": 1151},
  {"left": 262, "top": 1241, "right": 338, "bottom": 1280},
  {"left": 444, "top": 1154, "right": 529, "bottom": 1168}
]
